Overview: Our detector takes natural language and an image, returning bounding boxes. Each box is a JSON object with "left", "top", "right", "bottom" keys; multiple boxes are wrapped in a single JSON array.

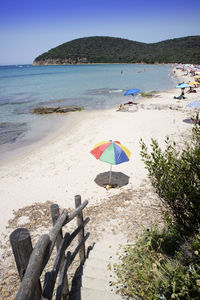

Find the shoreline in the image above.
[
  {"left": 32, "top": 62, "right": 173, "bottom": 66},
  {"left": 0, "top": 68, "right": 199, "bottom": 236},
  {"left": 1, "top": 65, "right": 200, "bottom": 298},
  {"left": 0, "top": 110, "right": 90, "bottom": 166},
  {"left": 0, "top": 64, "right": 175, "bottom": 164},
  {"left": 0, "top": 67, "right": 198, "bottom": 227}
]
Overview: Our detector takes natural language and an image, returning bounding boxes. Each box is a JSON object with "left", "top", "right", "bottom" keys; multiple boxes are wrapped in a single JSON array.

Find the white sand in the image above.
[{"left": 0, "top": 68, "right": 199, "bottom": 239}]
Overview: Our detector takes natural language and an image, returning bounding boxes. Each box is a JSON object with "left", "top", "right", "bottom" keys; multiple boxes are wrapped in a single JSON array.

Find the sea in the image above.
[{"left": 0, "top": 63, "right": 176, "bottom": 159}]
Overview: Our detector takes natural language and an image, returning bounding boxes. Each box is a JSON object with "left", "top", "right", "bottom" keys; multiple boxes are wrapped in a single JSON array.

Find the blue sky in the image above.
[{"left": 0, "top": 0, "right": 200, "bottom": 65}]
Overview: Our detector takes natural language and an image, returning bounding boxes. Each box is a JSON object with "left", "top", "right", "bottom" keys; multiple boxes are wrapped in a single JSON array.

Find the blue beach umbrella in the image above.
[
  {"left": 176, "top": 83, "right": 190, "bottom": 89},
  {"left": 124, "top": 88, "right": 141, "bottom": 96},
  {"left": 186, "top": 100, "right": 200, "bottom": 108}
]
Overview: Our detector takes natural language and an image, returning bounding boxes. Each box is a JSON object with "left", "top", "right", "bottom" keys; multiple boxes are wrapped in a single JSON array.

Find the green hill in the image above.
[{"left": 33, "top": 36, "right": 200, "bottom": 65}]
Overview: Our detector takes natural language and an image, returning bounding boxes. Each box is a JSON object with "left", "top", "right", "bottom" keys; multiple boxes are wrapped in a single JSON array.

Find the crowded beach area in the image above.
[{"left": 0, "top": 63, "right": 200, "bottom": 298}]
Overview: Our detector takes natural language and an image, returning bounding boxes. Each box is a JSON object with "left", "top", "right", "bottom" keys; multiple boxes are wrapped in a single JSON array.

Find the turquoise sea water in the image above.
[{"left": 0, "top": 64, "right": 175, "bottom": 156}]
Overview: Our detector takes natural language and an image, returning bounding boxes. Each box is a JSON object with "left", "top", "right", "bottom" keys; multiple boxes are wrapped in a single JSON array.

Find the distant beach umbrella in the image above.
[
  {"left": 124, "top": 88, "right": 141, "bottom": 96},
  {"left": 183, "top": 118, "right": 199, "bottom": 124},
  {"left": 90, "top": 140, "right": 131, "bottom": 185},
  {"left": 189, "top": 81, "right": 199, "bottom": 86},
  {"left": 183, "top": 118, "right": 195, "bottom": 124},
  {"left": 186, "top": 100, "right": 200, "bottom": 108},
  {"left": 176, "top": 83, "right": 190, "bottom": 89}
]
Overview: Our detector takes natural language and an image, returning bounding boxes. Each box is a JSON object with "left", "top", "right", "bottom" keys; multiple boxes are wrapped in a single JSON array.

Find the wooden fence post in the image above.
[
  {"left": 15, "top": 234, "right": 49, "bottom": 300},
  {"left": 50, "top": 204, "right": 69, "bottom": 300},
  {"left": 9, "top": 228, "right": 42, "bottom": 299},
  {"left": 75, "top": 195, "right": 85, "bottom": 263},
  {"left": 50, "top": 204, "right": 63, "bottom": 251}
]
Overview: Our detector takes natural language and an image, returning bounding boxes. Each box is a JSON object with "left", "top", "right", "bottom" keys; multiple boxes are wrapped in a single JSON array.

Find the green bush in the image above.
[
  {"left": 114, "top": 117, "right": 200, "bottom": 299},
  {"left": 141, "top": 91, "right": 158, "bottom": 97},
  {"left": 114, "top": 227, "right": 200, "bottom": 300},
  {"left": 140, "top": 119, "right": 200, "bottom": 234}
]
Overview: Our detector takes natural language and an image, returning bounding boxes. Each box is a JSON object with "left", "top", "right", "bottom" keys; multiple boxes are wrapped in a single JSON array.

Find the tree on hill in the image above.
[{"left": 33, "top": 35, "right": 200, "bottom": 65}]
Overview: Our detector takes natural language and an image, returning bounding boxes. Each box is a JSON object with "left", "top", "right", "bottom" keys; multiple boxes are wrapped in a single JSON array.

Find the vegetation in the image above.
[
  {"left": 114, "top": 117, "right": 200, "bottom": 299},
  {"left": 141, "top": 91, "right": 158, "bottom": 97},
  {"left": 140, "top": 117, "right": 200, "bottom": 234},
  {"left": 33, "top": 36, "right": 200, "bottom": 65},
  {"left": 114, "top": 225, "right": 200, "bottom": 299}
]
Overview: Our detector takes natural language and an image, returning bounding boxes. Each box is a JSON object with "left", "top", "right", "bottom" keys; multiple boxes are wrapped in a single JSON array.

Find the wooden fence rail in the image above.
[{"left": 9, "top": 195, "right": 90, "bottom": 300}]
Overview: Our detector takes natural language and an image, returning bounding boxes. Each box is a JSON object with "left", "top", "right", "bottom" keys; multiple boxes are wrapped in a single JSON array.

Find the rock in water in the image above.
[
  {"left": 0, "top": 122, "right": 27, "bottom": 145},
  {"left": 32, "top": 105, "right": 83, "bottom": 114}
]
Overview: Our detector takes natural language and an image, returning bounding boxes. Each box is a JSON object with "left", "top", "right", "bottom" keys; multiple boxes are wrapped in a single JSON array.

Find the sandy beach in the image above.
[{"left": 0, "top": 66, "right": 200, "bottom": 297}]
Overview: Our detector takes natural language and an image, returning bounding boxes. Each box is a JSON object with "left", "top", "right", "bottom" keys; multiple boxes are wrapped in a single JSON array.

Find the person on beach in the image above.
[
  {"left": 181, "top": 88, "right": 185, "bottom": 99},
  {"left": 187, "top": 86, "right": 196, "bottom": 93},
  {"left": 117, "top": 104, "right": 123, "bottom": 111},
  {"left": 124, "top": 101, "right": 134, "bottom": 105},
  {"left": 174, "top": 88, "right": 186, "bottom": 100}
]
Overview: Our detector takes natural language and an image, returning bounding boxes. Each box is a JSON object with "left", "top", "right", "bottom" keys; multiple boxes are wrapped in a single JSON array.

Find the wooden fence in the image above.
[{"left": 9, "top": 195, "right": 90, "bottom": 300}]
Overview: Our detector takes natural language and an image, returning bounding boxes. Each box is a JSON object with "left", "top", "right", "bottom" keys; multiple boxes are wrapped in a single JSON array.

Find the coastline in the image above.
[
  {"left": 0, "top": 67, "right": 199, "bottom": 227},
  {"left": 0, "top": 64, "right": 175, "bottom": 165},
  {"left": 32, "top": 62, "right": 172, "bottom": 66},
  {"left": 0, "top": 66, "right": 199, "bottom": 234},
  {"left": 0, "top": 110, "right": 89, "bottom": 166},
  {"left": 1, "top": 65, "right": 200, "bottom": 298}
]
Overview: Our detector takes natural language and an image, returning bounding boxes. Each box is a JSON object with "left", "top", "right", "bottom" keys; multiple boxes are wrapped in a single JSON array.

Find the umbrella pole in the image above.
[{"left": 109, "top": 164, "right": 112, "bottom": 185}]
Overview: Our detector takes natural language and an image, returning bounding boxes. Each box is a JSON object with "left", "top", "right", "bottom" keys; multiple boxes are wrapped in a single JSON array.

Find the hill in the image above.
[{"left": 33, "top": 36, "right": 200, "bottom": 65}]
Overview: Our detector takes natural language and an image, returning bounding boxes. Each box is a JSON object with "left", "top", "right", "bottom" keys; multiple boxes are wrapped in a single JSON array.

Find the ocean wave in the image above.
[
  {"left": 109, "top": 89, "right": 123, "bottom": 93},
  {"left": 0, "top": 97, "right": 35, "bottom": 106},
  {"left": 85, "top": 88, "right": 123, "bottom": 96}
]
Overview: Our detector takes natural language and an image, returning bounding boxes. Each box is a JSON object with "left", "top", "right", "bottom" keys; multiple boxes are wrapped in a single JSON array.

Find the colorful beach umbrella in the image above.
[
  {"left": 124, "top": 88, "right": 141, "bottom": 96},
  {"left": 90, "top": 140, "right": 131, "bottom": 184},
  {"left": 189, "top": 81, "right": 199, "bottom": 85}
]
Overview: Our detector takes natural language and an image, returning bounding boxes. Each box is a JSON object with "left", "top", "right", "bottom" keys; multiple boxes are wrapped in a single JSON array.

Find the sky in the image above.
[{"left": 0, "top": 0, "right": 200, "bottom": 65}]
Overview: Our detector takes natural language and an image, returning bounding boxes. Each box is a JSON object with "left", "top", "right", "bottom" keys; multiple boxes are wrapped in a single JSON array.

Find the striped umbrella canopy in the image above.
[{"left": 90, "top": 140, "right": 131, "bottom": 184}]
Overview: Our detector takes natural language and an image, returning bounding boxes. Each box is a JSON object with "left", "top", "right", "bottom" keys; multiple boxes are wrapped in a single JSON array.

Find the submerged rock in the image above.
[
  {"left": 0, "top": 122, "right": 27, "bottom": 144},
  {"left": 31, "top": 105, "right": 83, "bottom": 114}
]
